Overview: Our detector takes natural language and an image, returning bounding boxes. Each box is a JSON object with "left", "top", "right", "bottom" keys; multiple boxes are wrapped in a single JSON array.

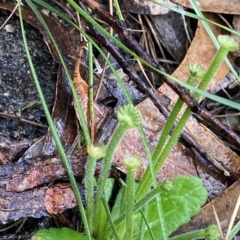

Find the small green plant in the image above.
[
  {"left": 93, "top": 104, "right": 142, "bottom": 237},
  {"left": 16, "top": 0, "right": 240, "bottom": 239}
]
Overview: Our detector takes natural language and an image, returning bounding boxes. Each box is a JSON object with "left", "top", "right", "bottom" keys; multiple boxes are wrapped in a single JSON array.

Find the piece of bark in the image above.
[
  {"left": 0, "top": 185, "right": 48, "bottom": 224},
  {"left": 0, "top": 154, "right": 121, "bottom": 224},
  {"left": 0, "top": 183, "right": 85, "bottom": 225},
  {"left": 0, "top": 153, "right": 119, "bottom": 193},
  {"left": 0, "top": 155, "right": 88, "bottom": 192},
  {"left": 43, "top": 183, "right": 77, "bottom": 215}
]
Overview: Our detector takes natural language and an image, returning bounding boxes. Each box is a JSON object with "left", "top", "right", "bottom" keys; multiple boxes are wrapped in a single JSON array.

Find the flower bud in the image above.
[
  {"left": 117, "top": 104, "right": 142, "bottom": 129},
  {"left": 218, "top": 35, "right": 239, "bottom": 52},
  {"left": 123, "top": 155, "right": 142, "bottom": 170}
]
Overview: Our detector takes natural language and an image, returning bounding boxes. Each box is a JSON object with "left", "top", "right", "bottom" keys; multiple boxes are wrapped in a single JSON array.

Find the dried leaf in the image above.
[
  {"left": 151, "top": 11, "right": 188, "bottom": 62},
  {"left": 162, "top": 13, "right": 232, "bottom": 106},
  {"left": 172, "top": 0, "right": 240, "bottom": 14},
  {"left": 73, "top": 43, "right": 89, "bottom": 121},
  {"left": 123, "top": 0, "right": 176, "bottom": 15},
  {"left": 19, "top": 136, "right": 46, "bottom": 160},
  {"left": 42, "top": 67, "right": 78, "bottom": 155}
]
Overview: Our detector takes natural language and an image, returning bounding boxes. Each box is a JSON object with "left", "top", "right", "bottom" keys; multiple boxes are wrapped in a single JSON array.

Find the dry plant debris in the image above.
[{"left": 172, "top": 0, "right": 240, "bottom": 14}]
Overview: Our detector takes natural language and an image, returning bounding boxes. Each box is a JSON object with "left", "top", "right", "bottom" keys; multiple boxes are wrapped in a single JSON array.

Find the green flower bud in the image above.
[
  {"left": 123, "top": 155, "right": 142, "bottom": 170},
  {"left": 117, "top": 104, "right": 142, "bottom": 129},
  {"left": 87, "top": 144, "right": 106, "bottom": 159},
  {"left": 188, "top": 64, "right": 205, "bottom": 78},
  {"left": 205, "top": 224, "right": 221, "bottom": 240},
  {"left": 218, "top": 35, "right": 239, "bottom": 52}
]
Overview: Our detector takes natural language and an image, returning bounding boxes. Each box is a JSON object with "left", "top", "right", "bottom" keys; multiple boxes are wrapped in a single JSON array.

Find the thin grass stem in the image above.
[{"left": 18, "top": 1, "right": 91, "bottom": 239}]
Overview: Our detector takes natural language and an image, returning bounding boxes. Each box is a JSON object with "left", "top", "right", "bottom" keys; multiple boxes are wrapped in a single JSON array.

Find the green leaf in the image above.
[
  {"left": 141, "top": 176, "right": 208, "bottom": 239},
  {"left": 109, "top": 187, "right": 127, "bottom": 238},
  {"left": 95, "top": 179, "right": 115, "bottom": 239},
  {"left": 105, "top": 176, "right": 207, "bottom": 239},
  {"left": 31, "top": 227, "right": 93, "bottom": 240}
]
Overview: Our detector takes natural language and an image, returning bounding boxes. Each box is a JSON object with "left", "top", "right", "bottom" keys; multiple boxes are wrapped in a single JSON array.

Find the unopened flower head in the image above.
[
  {"left": 117, "top": 104, "right": 142, "bottom": 129},
  {"left": 218, "top": 35, "right": 239, "bottom": 52}
]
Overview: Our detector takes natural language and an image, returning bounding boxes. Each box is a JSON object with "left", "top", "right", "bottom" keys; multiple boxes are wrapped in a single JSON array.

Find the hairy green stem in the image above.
[
  {"left": 123, "top": 156, "right": 142, "bottom": 240},
  {"left": 104, "top": 184, "right": 163, "bottom": 238},
  {"left": 88, "top": 41, "right": 94, "bottom": 134},
  {"left": 194, "top": 35, "right": 238, "bottom": 100},
  {"left": 102, "top": 197, "right": 120, "bottom": 240},
  {"left": 124, "top": 169, "right": 135, "bottom": 240},
  {"left": 94, "top": 124, "right": 127, "bottom": 235},
  {"left": 139, "top": 126, "right": 168, "bottom": 239},
  {"left": 136, "top": 66, "right": 202, "bottom": 201},
  {"left": 86, "top": 144, "right": 106, "bottom": 236},
  {"left": 94, "top": 104, "right": 141, "bottom": 236},
  {"left": 85, "top": 155, "right": 96, "bottom": 235},
  {"left": 85, "top": 41, "right": 96, "bottom": 235}
]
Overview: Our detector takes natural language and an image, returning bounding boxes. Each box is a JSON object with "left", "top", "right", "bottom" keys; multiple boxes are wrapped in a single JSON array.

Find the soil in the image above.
[{"left": 0, "top": 9, "right": 57, "bottom": 140}]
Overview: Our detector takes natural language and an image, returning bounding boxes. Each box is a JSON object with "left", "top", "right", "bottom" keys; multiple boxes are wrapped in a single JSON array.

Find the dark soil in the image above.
[{"left": 0, "top": 9, "right": 57, "bottom": 140}]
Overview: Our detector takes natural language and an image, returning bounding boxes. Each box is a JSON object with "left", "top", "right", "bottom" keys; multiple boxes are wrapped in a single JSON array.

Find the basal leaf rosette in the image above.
[{"left": 133, "top": 176, "right": 208, "bottom": 239}]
